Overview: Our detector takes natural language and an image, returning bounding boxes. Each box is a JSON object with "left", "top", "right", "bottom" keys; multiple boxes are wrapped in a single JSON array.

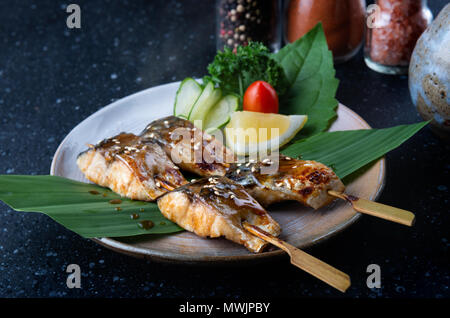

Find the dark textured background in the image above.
[{"left": 0, "top": 0, "right": 448, "bottom": 298}]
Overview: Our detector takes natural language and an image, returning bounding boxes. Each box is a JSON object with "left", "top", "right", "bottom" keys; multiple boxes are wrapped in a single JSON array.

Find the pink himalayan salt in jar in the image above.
[{"left": 364, "top": 0, "right": 432, "bottom": 74}]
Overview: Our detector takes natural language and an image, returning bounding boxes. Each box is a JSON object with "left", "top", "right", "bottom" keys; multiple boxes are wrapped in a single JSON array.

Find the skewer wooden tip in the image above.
[
  {"left": 243, "top": 222, "right": 351, "bottom": 293},
  {"left": 328, "top": 190, "right": 415, "bottom": 227}
]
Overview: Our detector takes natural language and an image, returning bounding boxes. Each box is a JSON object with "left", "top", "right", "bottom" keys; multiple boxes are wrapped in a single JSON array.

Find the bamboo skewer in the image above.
[
  {"left": 243, "top": 222, "right": 351, "bottom": 293},
  {"left": 328, "top": 191, "right": 415, "bottom": 226}
]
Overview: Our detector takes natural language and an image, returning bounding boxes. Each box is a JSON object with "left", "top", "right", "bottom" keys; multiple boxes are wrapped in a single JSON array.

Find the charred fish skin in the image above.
[
  {"left": 140, "top": 116, "right": 235, "bottom": 177},
  {"left": 157, "top": 176, "right": 281, "bottom": 253},
  {"left": 77, "top": 133, "right": 188, "bottom": 201},
  {"left": 226, "top": 156, "right": 345, "bottom": 210}
]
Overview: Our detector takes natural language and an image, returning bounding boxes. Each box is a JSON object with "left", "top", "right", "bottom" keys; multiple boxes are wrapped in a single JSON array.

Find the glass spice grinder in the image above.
[
  {"left": 284, "top": 0, "right": 366, "bottom": 63},
  {"left": 364, "top": 0, "right": 432, "bottom": 75},
  {"left": 216, "top": 0, "right": 281, "bottom": 52}
]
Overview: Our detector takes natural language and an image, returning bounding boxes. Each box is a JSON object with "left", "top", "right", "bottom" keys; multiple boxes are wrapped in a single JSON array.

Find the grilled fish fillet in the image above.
[
  {"left": 157, "top": 176, "right": 281, "bottom": 253},
  {"left": 226, "top": 155, "right": 345, "bottom": 209},
  {"left": 140, "top": 116, "right": 235, "bottom": 177},
  {"left": 77, "top": 133, "right": 188, "bottom": 201}
]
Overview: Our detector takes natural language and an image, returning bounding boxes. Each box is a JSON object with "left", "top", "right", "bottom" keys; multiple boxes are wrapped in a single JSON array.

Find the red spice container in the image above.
[
  {"left": 285, "top": 0, "right": 366, "bottom": 63},
  {"left": 364, "top": 0, "right": 432, "bottom": 74}
]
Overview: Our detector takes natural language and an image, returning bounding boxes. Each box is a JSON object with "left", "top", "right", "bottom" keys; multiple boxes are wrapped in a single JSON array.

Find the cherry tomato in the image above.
[{"left": 243, "top": 81, "right": 279, "bottom": 113}]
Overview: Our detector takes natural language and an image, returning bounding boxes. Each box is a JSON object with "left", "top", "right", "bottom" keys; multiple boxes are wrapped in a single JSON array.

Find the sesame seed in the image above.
[
  {"left": 236, "top": 169, "right": 241, "bottom": 174},
  {"left": 284, "top": 179, "right": 291, "bottom": 189},
  {"left": 155, "top": 182, "right": 161, "bottom": 187},
  {"left": 214, "top": 191, "right": 220, "bottom": 196},
  {"left": 208, "top": 177, "right": 218, "bottom": 184}
]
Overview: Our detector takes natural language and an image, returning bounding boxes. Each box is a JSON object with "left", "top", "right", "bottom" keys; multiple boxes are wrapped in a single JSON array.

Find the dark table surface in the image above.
[{"left": 0, "top": 0, "right": 448, "bottom": 298}]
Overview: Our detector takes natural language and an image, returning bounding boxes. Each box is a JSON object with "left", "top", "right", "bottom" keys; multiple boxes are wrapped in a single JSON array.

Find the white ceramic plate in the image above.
[{"left": 51, "top": 82, "right": 385, "bottom": 263}]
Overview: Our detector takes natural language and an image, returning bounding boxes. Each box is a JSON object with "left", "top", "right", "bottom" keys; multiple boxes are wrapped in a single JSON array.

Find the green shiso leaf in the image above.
[
  {"left": 281, "top": 122, "right": 428, "bottom": 180},
  {"left": 0, "top": 175, "right": 183, "bottom": 238},
  {"left": 273, "top": 23, "right": 339, "bottom": 138}
]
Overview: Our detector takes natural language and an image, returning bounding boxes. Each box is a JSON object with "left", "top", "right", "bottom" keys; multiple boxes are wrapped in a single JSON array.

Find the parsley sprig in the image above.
[{"left": 204, "top": 42, "right": 288, "bottom": 99}]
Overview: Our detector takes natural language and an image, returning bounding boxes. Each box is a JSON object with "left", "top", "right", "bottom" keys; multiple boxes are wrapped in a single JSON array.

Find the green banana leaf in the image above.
[
  {"left": 0, "top": 175, "right": 183, "bottom": 238},
  {"left": 282, "top": 122, "right": 428, "bottom": 179}
]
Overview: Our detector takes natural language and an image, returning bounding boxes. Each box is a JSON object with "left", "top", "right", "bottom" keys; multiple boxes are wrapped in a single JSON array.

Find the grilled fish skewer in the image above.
[
  {"left": 226, "top": 155, "right": 345, "bottom": 210},
  {"left": 228, "top": 156, "right": 415, "bottom": 226},
  {"left": 157, "top": 176, "right": 281, "bottom": 253},
  {"left": 77, "top": 133, "right": 188, "bottom": 201},
  {"left": 141, "top": 116, "right": 235, "bottom": 177}
]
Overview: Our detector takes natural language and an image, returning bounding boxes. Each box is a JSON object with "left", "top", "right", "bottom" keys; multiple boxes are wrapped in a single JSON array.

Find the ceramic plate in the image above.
[{"left": 51, "top": 81, "right": 385, "bottom": 264}]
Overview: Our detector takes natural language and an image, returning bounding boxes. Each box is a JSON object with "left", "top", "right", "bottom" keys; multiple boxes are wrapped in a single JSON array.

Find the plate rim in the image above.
[{"left": 50, "top": 81, "right": 386, "bottom": 264}]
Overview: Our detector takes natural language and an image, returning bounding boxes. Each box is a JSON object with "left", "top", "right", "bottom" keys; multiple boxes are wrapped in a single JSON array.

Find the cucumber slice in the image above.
[
  {"left": 204, "top": 94, "right": 239, "bottom": 133},
  {"left": 173, "top": 78, "right": 202, "bottom": 118},
  {"left": 188, "top": 81, "right": 222, "bottom": 125}
]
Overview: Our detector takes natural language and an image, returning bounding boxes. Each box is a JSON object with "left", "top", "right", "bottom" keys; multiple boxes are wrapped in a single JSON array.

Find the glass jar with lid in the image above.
[
  {"left": 216, "top": 0, "right": 281, "bottom": 52},
  {"left": 285, "top": 0, "right": 366, "bottom": 63},
  {"left": 364, "top": 0, "right": 433, "bottom": 75}
]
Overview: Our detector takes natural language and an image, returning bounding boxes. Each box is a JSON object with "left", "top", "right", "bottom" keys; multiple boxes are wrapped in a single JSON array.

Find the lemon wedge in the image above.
[{"left": 225, "top": 111, "right": 308, "bottom": 156}]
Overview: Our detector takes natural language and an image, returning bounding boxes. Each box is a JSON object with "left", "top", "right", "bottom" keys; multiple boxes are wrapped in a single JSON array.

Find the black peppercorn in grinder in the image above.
[{"left": 216, "top": 0, "right": 281, "bottom": 52}]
